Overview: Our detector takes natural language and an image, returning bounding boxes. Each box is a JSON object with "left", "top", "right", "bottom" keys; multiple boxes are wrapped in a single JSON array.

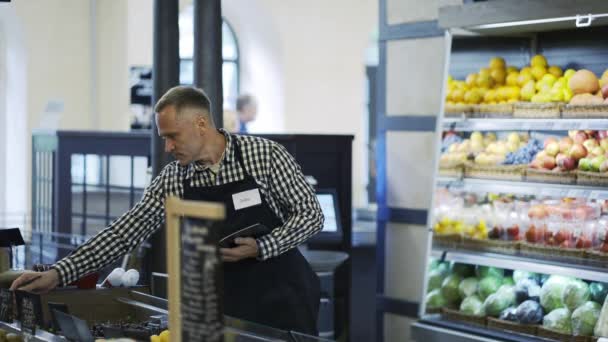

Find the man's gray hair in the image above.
[{"left": 154, "top": 86, "right": 214, "bottom": 125}]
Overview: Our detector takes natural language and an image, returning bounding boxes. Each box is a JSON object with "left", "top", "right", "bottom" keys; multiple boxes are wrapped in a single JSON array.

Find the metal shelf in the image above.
[
  {"left": 431, "top": 248, "right": 608, "bottom": 283},
  {"left": 437, "top": 176, "right": 608, "bottom": 200},
  {"left": 439, "top": 0, "right": 608, "bottom": 36},
  {"left": 443, "top": 118, "right": 608, "bottom": 132},
  {"left": 412, "top": 317, "right": 547, "bottom": 342}
]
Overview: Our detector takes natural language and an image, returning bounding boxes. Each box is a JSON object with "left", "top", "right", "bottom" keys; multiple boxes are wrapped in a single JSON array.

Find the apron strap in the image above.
[{"left": 232, "top": 136, "right": 252, "bottom": 179}]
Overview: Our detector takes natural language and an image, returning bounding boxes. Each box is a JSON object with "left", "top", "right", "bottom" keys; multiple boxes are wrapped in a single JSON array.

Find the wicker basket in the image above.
[
  {"left": 576, "top": 170, "right": 608, "bottom": 186},
  {"left": 514, "top": 102, "right": 563, "bottom": 118},
  {"left": 439, "top": 166, "right": 464, "bottom": 178},
  {"left": 425, "top": 307, "right": 442, "bottom": 315},
  {"left": 461, "top": 237, "right": 519, "bottom": 254},
  {"left": 537, "top": 326, "right": 589, "bottom": 342},
  {"left": 486, "top": 317, "right": 538, "bottom": 336},
  {"left": 562, "top": 104, "right": 608, "bottom": 118},
  {"left": 465, "top": 163, "right": 526, "bottom": 181},
  {"left": 520, "top": 242, "right": 586, "bottom": 260},
  {"left": 585, "top": 250, "right": 608, "bottom": 263},
  {"left": 432, "top": 233, "right": 462, "bottom": 249},
  {"left": 526, "top": 168, "right": 577, "bottom": 184},
  {"left": 442, "top": 308, "right": 486, "bottom": 327},
  {"left": 445, "top": 103, "right": 473, "bottom": 117},
  {"left": 472, "top": 103, "right": 514, "bottom": 118}
]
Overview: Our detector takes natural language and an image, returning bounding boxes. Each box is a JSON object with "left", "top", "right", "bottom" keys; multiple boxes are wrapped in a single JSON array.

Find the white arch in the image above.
[{"left": 0, "top": 5, "right": 28, "bottom": 216}]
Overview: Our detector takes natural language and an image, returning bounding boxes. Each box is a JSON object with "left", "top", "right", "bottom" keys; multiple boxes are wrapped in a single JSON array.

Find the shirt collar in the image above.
[{"left": 184, "top": 128, "right": 235, "bottom": 179}]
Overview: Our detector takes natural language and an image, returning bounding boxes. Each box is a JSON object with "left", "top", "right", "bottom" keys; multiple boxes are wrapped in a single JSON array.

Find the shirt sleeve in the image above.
[
  {"left": 52, "top": 165, "right": 174, "bottom": 286},
  {"left": 256, "top": 143, "right": 324, "bottom": 260}
]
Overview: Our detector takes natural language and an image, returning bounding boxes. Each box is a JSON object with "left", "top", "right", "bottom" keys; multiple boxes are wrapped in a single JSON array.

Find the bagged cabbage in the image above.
[
  {"left": 499, "top": 307, "right": 518, "bottom": 322},
  {"left": 562, "top": 280, "right": 590, "bottom": 311},
  {"left": 515, "top": 300, "right": 543, "bottom": 324},
  {"left": 571, "top": 301, "right": 601, "bottom": 336},
  {"left": 476, "top": 266, "right": 504, "bottom": 279},
  {"left": 542, "top": 308, "right": 572, "bottom": 334},
  {"left": 478, "top": 276, "right": 502, "bottom": 300},
  {"left": 483, "top": 287, "right": 516, "bottom": 317},
  {"left": 426, "top": 289, "right": 447, "bottom": 309},
  {"left": 459, "top": 277, "right": 479, "bottom": 299},
  {"left": 441, "top": 274, "right": 463, "bottom": 303},
  {"left": 497, "top": 285, "right": 516, "bottom": 304},
  {"left": 460, "top": 295, "right": 484, "bottom": 316},
  {"left": 590, "top": 282, "right": 608, "bottom": 305},
  {"left": 428, "top": 269, "right": 447, "bottom": 292},
  {"left": 515, "top": 278, "right": 541, "bottom": 304},
  {"left": 451, "top": 262, "right": 475, "bottom": 278},
  {"left": 540, "top": 275, "right": 574, "bottom": 312},
  {"left": 594, "top": 294, "right": 608, "bottom": 337},
  {"left": 502, "top": 277, "right": 515, "bottom": 286},
  {"left": 513, "top": 270, "right": 539, "bottom": 283}
]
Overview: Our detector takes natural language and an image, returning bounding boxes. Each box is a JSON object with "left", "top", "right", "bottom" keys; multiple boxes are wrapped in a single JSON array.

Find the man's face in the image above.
[
  {"left": 241, "top": 101, "right": 258, "bottom": 122},
  {"left": 156, "top": 105, "right": 206, "bottom": 166}
]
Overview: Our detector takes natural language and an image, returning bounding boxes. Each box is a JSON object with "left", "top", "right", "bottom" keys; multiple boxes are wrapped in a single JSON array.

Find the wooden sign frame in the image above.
[{"left": 165, "top": 196, "right": 225, "bottom": 342}]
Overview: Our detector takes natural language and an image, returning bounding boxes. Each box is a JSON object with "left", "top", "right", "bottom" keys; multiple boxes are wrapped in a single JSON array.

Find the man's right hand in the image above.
[{"left": 10, "top": 269, "right": 60, "bottom": 294}]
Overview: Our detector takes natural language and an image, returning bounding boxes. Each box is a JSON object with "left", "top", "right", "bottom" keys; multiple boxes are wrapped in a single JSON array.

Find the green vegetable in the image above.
[
  {"left": 428, "top": 269, "right": 447, "bottom": 292},
  {"left": 513, "top": 270, "right": 539, "bottom": 283},
  {"left": 515, "top": 300, "right": 543, "bottom": 324},
  {"left": 460, "top": 296, "right": 484, "bottom": 316},
  {"left": 441, "top": 274, "right": 463, "bottom": 303},
  {"left": 562, "top": 280, "right": 590, "bottom": 311},
  {"left": 590, "top": 282, "right": 608, "bottom": 304},
  {"left": 543, "top": 308, "right": 572, "bottom": 334},
  {"left": 478, "top": 276, "right": 502, "bottom": 300},
  {"left": 595, "top": 293, "right": 608, "bottom": 337},
  {"left": 459, "top": 277, "right": 479, "bottom": 299},
  {"left": 428, "top": 259, "right": 439, "bottom": 271},
  {"left": 497, "top": 285, "right": 516, "bottom": 305},
  {"left": 502, "top": 277, "right": 515, "bottom": 286},
  {"left": 476, "top": 266, "right": 504, "bottom": 279},
  {"left": 541, "top": 275, "right": 574, "bottom": 312},
  {"left": 451, "top": 262, "right": 475, "bottom": 278},
  {"left": 483, "top": 290, "right": 515, "bottom": 317},
  {"left": 572, "top": 301, "right": 601, "bottom": 336},
  {"left": 425, "top": 289, "right": 447, "bottom": 309}
]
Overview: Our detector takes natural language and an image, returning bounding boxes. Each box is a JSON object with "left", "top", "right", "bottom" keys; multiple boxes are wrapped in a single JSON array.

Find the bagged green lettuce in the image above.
[
  {"left": 426, "top": 289, "right": 447, "bottom": 309},
  {"left": 540, "top": 275, "right": 574, "bottom": 312},
  {"left": 478, "top": 276, "right": 502, "bottom": 300},
  {"left": 543, "top": 308, "right": 572, "bottom": 334},
  {"left": 428, "top": 269, "right": 447, "bottom": 292},
  {"left": 483, "top": 286, "right": 516, "bottom": 317},
  {"left": 590, "top": 282, "right": 608, "bottom": 305},
  {"left": 441, "top": 274, "right": 463, "bottom": 303},
  {"left": 513, "top": 270, "right": 539, "bottom": 283},
  {"left": 476, "top": 266, "right": 504, "bottom": 279},
  {"left": 459, "top": 277, "right": 479, "bottom": 299},
  {"left": 562, "top": 279, "right": 590, "bottom": 311},
  {"left": 460, "top": 295, "right": 484, "bottom": 316},
  {"left": 571, "top": 301, "right": 600, "bottom": 336}
]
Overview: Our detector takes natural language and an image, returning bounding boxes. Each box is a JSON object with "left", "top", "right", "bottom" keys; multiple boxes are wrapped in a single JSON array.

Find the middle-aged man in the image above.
[{"left": 12, "top": 86, "right": 324, "bottom": 334}]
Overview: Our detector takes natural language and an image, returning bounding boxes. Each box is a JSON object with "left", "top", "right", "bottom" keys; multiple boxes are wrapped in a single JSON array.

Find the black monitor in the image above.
[{"left": 308, "top": 188, "right": 343, "bottom": 244}]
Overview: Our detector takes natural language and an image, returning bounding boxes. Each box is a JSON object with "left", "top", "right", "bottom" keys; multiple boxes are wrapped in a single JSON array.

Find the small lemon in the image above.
[
  {"left": 530, "top": 54, "right": 548, "bottom": 68},
  {"left": 490, "top": 68, "right": 507, "bottom": 85},
  {"left": 517, "top": 73, "right": 534, "bottom": 87},
  {"left": 506, "top": 66, "right": 518, "bottom": 74},
  {"left": 506, "top": 72, "right": 519, "bottom": 86},
  {"left": 564, "top": 69, "right": 576, "bottom": 79},
  {"left": 150, "top": 335, "right": 161, "bottom": 342},
  {"left": 531, "top": 65, "right": 547, "bottom": 81},
  {"left": 160, "top": 330, "right": 170, "bottom": 342},
  {"left": 548, "top": 65, "right": 563, "bottom": 77},
  {"left": 489, "top": 57, "right": 506, "bottom": 70},
  {"left": 465, "top": 73, "right": 478, "bottom": 88}
]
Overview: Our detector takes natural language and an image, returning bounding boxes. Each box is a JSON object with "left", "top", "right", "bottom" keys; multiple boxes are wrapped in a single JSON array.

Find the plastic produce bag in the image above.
[
  {"left": 515, "top": 278, "right": 541, "bottom": 304},
  {"left": 499, "top": 307, "right": 518, "bottom": 322},
  {"left": 441, "top": 274, "right": 463, "bottom": 303},
  {"left": 483, "top": 287, "right": 516, "bottom": 317},
  {"left": 571, "top": 301, "right": 601, "bottom": 336},
  {"left": 459, "top": 277, "right": 479, "bottom": 299},
  {"left": 425, "top": 289, "right": 447, "bottom": 309},
  {"left": 478, "top": 276, "right": 502, "bottom": 300},
  {"left": 590, "top": 282, "right": 608, "bottom": 305},
  {"left": 513, "top": 270, "right": 539, "bottom": 283},
  {"left": 540, "top": 275, "right": 574, "bottom": 312},
  {"left": 476, "top": 266, "right": 504, "bottom": 279},
  {"left": 542, "top": 308, "right": 572, "bottom": 334},
  {"left": 594, "top": 293, "right": 608, "bottom": 337},
  {"left": 515, "top": 300, "right": 543, "bottom": 324},
  {"left": 428, "top": 269, "right": 447, "bottom": 292},
  {"left": 562, "top": 280, "right": 590, "bottom": 311},
  {"left": 460, "top": 295, "right": 484, "bottom": 316}
]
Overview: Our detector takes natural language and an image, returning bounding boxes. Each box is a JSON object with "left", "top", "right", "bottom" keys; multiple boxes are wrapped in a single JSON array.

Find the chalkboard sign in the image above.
[
  {"left": 0, "top": 289, "right": 13, "bottom": 323},
  {"left": 15, "top": 291, "right": 42, "bottom": 337},
  {"left": 165, "top": 197, "right": 225, "bottom": 342}
]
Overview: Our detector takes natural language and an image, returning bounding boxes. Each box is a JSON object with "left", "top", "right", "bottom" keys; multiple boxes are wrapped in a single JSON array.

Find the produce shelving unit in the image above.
[{"left": 413, "top": 1, "right": 608, "bottom": 341}]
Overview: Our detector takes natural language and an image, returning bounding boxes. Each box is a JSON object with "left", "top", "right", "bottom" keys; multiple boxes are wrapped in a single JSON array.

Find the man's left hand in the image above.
[{"left": 220, "top": 237, "right": 259, "bottom": 262}]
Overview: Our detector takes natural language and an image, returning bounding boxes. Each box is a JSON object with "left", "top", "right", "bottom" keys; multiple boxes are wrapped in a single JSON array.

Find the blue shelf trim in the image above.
[
  {"left": 380, "top": 20, "right": 445, "bottom": 41},
  {"left": 379, "top": 115, "right": 437, "bottom": 132}
]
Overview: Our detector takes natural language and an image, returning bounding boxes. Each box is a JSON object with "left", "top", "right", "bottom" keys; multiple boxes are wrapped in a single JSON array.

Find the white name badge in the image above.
[{"left": 232, "top": 189, "right": 262, "bottom": 210}]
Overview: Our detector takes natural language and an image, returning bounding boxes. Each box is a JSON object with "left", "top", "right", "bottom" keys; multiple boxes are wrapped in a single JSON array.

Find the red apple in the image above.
[
  {"left": 545, "top": 141, "right": 560, "bottom": 156},
  {"left": 559, "top": 137, "right": 574, "bottom": 154},
  {"left": 507, "top": 226, "right": 519, "bottom": 239},
  {"left": 544, "top": 137, "right": 558, "bottom": 149},
  {"left": 555, "top": 229, "right": 572, "bottom": 244},
  {"left": 602, "top": 83, "right": 608, "bottom": 99},
  {"left": 560, "top": 240, "right": 573, "bottom": 248},
  {"left": 529, "top": 159, "right": 541, "bottom": 169},
  {"left": 576, "top": 237, "right": 592, "bottom": 249},
  {"left": 568, "top": 143, "right": 588, "bottom": 161},
  {"left": 560, "top": 156, "right": 576, "bottom": 171},
  {"left": 601, "top": 242, "right": 608, "bottom": 253},
  {"left": 489, "top": 227, "right": 502, "bottom": 239},
  {"left": 574, "top": 131, "right": 589, "bottom": 144}
]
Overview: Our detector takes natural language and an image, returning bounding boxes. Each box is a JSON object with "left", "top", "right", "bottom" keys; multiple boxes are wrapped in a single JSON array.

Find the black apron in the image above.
[{"left": 182, "top": 139, "right": 321, "bottom": 335}]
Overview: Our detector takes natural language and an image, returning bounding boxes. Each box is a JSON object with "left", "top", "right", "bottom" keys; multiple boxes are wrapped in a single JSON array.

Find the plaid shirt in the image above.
[{"left": 53, "top": 129, "right": 324, "bottom": 285}]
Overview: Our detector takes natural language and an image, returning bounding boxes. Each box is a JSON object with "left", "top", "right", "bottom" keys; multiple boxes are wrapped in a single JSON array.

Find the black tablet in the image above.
[{"left": 219, "top": 223, "right": 271, "bottom": 248}]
